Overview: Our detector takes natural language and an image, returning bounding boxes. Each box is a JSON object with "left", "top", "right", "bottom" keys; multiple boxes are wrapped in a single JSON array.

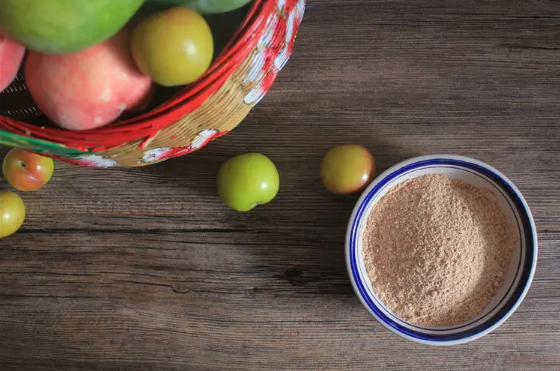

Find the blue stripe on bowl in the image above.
[
  {"left": 357, "top": 164, "right": 523, "bottom": 332},
  {"left": 348, "top": 159, "right": 536, "bottom": 342}
]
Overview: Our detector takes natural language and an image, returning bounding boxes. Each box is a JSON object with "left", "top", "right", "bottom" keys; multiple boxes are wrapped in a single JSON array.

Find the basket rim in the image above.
[{"left": 0, "top": 0, "right": 275, "bottom": 150}]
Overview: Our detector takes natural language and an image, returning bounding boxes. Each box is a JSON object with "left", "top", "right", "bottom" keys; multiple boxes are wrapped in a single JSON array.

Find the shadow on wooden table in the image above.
[{"left": 133, "top": 136, "right": 419, "bottom": 298}]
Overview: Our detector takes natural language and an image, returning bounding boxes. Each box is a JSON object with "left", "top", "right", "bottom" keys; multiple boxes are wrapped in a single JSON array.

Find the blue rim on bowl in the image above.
[{"left": 345, "top": 155, "right": 538, "bottom": 346}]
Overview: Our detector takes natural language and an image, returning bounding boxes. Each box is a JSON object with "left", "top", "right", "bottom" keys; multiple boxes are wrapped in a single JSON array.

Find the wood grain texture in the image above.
[{"left": 1, "top": 0, "right": 560, "bottom": 370}]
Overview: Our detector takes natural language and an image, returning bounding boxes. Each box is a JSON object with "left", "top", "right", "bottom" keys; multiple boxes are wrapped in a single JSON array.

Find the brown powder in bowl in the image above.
[{"left": 362, "top": 174, "right": 517, "bottom": 326}]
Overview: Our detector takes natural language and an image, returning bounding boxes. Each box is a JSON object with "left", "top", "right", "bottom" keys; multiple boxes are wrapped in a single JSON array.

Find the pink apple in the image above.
[
  {"left": 2, "top": 148, "right": 54, "bottom": 191},
  {"left": 0, "top": 34, "right": 25, "bottom": 92},
  {"left": 24, "top": 29, "right": 153, "bottom": 131}
]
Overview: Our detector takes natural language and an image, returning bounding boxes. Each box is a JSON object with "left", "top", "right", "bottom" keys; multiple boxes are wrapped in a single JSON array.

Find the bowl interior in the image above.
[{"left": 348, "top": 157, "right": 535, "bottom": 344}]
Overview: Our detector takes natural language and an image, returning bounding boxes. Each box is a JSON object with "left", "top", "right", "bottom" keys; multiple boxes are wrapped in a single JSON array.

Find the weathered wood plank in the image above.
[{"left": 1, "top": 0, "right": 559, "bottom": 369}]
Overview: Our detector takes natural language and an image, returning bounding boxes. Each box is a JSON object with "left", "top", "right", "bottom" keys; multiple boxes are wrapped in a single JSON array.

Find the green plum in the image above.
[
  {"left": 131, "top": 7, "right": 214, "bottom": 87},
  {"left": 217, "top": 153, "right": 279, "bottom": 212},
  {"left": 0, "top": 190, "right": 26, "bottom": 238},
  {"left": 320, "top": 145, "right": 376, "bottom": 195}
]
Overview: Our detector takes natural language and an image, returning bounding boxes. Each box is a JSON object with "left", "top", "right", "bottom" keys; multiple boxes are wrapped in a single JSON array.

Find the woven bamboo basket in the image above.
[{"left": 0, "top": 0, "right": 305, "bottom": 167}]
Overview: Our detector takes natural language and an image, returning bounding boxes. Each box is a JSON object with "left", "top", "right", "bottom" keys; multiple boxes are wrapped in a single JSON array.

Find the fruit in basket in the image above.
[
  {"left": 0, "top": 34, "right": 25, "bottom": 92},
  {"left": 320, "top": 145, "right": 376, "bottom": 195},
  {"left": 131, "top": 7, "right": 214, "bottom": 86},
  {"left": 2, "top": 149, "right": 54, "bottom": 192},
  {"left": 25, "top": 30, "right": 153, "bottom": 131},
  {"left": 217, "top": 153, "right": 280, "bottom": 212},
  {"left": 0, "top": 0, "right": 145, "bottom": 54},
  {"left": 0, "top": 190, "right": 25, "bottom": 238},
  {"left": 147, "top": 0, "right": 253, "bottom": 14}
]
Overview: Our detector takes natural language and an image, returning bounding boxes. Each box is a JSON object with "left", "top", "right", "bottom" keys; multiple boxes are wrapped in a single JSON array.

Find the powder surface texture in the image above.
[{"left": 363, "top": 174, "right": 517, "bottom": 326}]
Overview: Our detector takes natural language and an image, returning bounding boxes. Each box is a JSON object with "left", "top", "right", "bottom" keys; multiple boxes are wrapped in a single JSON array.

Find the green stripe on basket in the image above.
[{"left": 0, "top": 130, "right": 88, "bottom": 157}]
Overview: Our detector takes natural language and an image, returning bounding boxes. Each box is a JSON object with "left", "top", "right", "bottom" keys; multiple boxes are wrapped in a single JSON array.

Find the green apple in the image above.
[
  {"left": 0, "top": 0, "right": 145, "bottom": 53},
  {"left": 217, "top": 153, "right": 279, "bottom": 212}
]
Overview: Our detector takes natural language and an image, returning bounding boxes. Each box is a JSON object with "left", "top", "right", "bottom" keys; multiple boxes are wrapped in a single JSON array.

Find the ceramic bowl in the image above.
[{"left": 346, "top": 155, "right": 537, "bottom": 345}]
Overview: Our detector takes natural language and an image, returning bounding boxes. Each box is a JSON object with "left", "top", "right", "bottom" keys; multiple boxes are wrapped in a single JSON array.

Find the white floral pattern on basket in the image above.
[
  {"left": 63, "top": 154, "right": 118, "bottom": 168},
  {"left": 244, "top": 0, "right": 305, "bottom": 105},
  {"left": 140, "top": 129, "right": 227, "bottom": 164}
]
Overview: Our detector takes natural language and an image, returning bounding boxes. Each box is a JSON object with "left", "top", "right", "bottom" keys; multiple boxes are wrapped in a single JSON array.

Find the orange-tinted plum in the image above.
[
  {"left": 321, "top": 145, "right": 376, "bottom": 195},
  {"left": 2, "top": 148, "right": 54, "bottom": 191}
]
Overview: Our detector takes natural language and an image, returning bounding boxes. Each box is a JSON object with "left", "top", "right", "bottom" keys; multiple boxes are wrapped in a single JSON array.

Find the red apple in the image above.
[
  {"left": 24, "top": 29, "right": 153, "bottom": 130},
  {"left": 2, "top": 148, "right": 54, "bottom": 191},
  {"left": 0, "top": 33, "right": 25, "bottom": 92},
  {"left": 0, "top": 190, "right": 25, "bottom": 238}
]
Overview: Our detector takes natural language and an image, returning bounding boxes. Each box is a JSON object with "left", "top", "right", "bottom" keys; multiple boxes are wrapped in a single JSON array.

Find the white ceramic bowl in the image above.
[{"left": 346, "top": 155, "right": 537, "bottom": 345}]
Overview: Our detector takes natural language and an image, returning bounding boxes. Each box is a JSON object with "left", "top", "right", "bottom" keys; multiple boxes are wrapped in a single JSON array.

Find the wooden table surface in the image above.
[{"left": 1, "top": 1, "right": 560, "bottom": 370}]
